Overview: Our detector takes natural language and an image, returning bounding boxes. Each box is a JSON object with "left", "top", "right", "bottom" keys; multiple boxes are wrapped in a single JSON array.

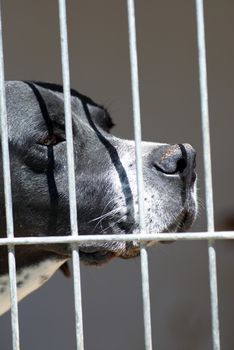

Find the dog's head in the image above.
[{"left": 0, "top": 81, "right": 197, "bottom": 266}]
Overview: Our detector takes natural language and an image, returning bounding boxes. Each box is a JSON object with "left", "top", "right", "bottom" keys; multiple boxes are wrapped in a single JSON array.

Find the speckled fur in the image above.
[{"left": 0, "top": 258, "right": 66, "bottom": 315}]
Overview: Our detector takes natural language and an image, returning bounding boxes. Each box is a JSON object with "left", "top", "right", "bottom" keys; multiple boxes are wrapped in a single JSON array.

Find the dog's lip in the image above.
[
  {"left": 116, "top": 219, "right": 136, "bottom": 233},
  {"left": 79, "top": 248, "right": 117, "bottom": 265},
  {"left": 159, "top": 208, "right": 195, "bottom": 243},
  {"left": 119, "top": 207, "right": 195, "bottom": 251},
  {"left": 162, "top": 209, "right": 188, "bottom": 233},
  {"left": 78, "top": 207, "right": 195, "bottom": 263}
]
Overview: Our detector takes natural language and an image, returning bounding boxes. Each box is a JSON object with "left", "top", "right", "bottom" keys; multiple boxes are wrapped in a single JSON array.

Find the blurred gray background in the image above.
[{"left": 0, "top": 0, "right": 234, "bottom": 349}]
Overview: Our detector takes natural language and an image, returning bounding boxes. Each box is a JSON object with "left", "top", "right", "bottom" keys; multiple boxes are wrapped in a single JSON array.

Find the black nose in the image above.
[{"left": 153, "top": 143, "right": 196, "bottom": 180}]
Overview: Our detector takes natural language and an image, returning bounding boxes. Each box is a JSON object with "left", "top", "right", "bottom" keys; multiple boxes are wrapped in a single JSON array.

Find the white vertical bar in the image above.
[
  {"left": 195, "top": 1, "right": 220, "bottom": 349},
  {"left": 127, "top": 1, "right": 153, "bottom": 349},
  {"left": 0, "top": 2, "right": 20, "bottom": 350},
  {"left": 58, "top": 1, "right": 84, "bottom": 349}
]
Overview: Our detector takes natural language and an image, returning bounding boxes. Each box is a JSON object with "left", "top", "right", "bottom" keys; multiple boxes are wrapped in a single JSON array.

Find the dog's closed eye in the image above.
[{"left": 38, "top": 134, "right": 66, "bottom": 146}]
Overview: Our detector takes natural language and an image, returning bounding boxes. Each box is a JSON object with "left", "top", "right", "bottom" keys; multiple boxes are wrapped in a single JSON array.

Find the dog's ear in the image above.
[{"left": 59, "top": 262, "right": 71, "bottom": 277}]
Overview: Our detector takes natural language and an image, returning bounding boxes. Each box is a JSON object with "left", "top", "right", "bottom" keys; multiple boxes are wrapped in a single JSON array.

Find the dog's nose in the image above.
[{"left": 153, "top": 143, "right": 196, "bottom": 180}]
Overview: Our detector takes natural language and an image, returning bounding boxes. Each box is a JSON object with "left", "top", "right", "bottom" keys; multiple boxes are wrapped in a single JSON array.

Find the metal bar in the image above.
[
  {"left": 0, "top": 2, "right": 20, "bottom": 350},
  {"left": 2, "top": 230, "right": 234, "bottom": 246},
  {"left": 127, "top": 1, "right": 153, "bottom": 349},
  {"left": 58, "top": 1, "right": 84, "bottom": 349},
  {"left": 195, "top": 1, "right": 220, "bottom": 349}
]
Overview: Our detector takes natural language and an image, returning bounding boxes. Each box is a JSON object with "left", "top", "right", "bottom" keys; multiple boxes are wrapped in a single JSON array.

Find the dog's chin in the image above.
[{"left": 79, "top": 208, "right": 196, "bottom": 266}]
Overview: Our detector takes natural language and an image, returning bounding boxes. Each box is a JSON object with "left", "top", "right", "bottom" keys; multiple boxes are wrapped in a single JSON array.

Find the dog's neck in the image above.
[
  {"left": 0, "top": 257, "right": 67, "bottom": 316},
  {"left": 0, "top": 245, "right": 70, "bottom": 315}
]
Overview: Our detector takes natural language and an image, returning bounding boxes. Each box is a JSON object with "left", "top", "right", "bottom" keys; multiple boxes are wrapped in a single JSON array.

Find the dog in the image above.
[{"left": 0, "top": 81, "right": 197, "bottom": 315}]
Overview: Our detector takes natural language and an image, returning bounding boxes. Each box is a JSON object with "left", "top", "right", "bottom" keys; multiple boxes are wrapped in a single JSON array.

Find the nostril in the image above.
[
  {"left": 191, "top": 171, "right": 197, "bottom": 183},
  {"left": 152, "top": 143, "right": 196, "bottom": 176},
  {"left": 176, "top": 158, "right": 187, "bottom": 173},
  {"left": 152, "top": 144, "right": 189, "bottom": 175},
  {"left": 154, "top": 157, "right": 187, "bottom": 175}
]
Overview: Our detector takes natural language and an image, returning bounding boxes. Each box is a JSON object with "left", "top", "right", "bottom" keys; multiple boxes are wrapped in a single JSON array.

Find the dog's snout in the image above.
[{"left": 153, "top": 144, "right": 196, "bottom": 178}]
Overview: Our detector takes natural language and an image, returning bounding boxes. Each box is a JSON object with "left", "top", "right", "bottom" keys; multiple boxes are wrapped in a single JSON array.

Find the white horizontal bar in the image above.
[{"left": 0, "top": 231, "right": 234, "bottom": 246}]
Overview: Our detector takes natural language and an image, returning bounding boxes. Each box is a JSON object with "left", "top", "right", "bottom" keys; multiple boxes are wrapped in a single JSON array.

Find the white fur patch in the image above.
[{"left": 0, "top": 258, "right": 66, "bottom": 316}]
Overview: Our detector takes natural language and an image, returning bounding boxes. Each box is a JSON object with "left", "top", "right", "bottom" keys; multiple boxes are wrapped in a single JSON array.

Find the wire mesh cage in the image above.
[{"left": 0, "top": 1, "right": 233, "bottom": 350}]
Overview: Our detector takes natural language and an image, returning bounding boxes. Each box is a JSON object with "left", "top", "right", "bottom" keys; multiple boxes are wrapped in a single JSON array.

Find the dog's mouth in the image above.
[
  {"left": 79, "top": 249, "right": 117, "bottom": 265},
  {"left": 118, "top": 207, "right": 194, "bottom": 258},
  {"left": 79, "top": 219, "right": 136, "bottom": 265},
  {"left": 79, "top": 207, "right": 195, "bottom": 266}
]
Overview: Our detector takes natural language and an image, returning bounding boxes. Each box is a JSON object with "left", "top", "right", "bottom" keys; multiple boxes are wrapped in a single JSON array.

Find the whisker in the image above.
[
  {"left": 88, "top": 207, "right": 120, "bottom": 223},
  {"left": 91, "top": 207, "right": 125, "bottom": 234}
]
